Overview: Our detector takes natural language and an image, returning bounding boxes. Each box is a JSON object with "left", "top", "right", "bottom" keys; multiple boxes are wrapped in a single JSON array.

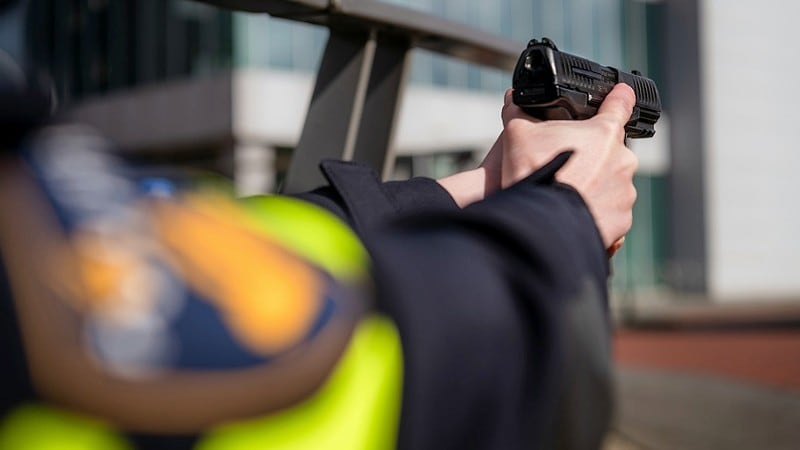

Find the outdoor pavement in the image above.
[{"left": 603, "top": 326, "right": 800, "bottom": 449}]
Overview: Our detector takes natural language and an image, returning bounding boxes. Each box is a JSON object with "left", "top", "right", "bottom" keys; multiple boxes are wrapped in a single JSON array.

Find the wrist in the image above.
[{"left": 436, "top": 167, "right": 489, "bottom": 208}]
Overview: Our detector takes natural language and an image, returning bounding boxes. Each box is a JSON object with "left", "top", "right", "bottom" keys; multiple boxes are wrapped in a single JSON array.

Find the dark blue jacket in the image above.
[{"left": 296, "top": 155, "right": 613, "bottom": 450}]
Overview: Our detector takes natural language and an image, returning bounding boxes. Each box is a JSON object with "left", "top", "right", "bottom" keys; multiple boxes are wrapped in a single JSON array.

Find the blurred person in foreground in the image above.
[{"left": 0, "top": 21, "right": 637, "bottom": 450}]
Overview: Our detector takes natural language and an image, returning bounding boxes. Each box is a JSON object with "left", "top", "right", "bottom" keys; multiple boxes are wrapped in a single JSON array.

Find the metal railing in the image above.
[{"left": 199, "top": 0, "right": 520, "bottom": 192}]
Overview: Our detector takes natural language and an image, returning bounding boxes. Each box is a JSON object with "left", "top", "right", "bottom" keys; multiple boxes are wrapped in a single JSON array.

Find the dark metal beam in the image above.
[
  {"left": 197, "top": 0, "right": 519, "bottom": 70},
  {"left": 351, "top": 34, "right": 410, "bottom": 179},
  {"left": 195, "top": 0, "right": 328, "bottom": 15},
  {"left": 281, "top": 30, "right": 377, "bottom": 192},
  {"left": 281, "top": 28, "right": 412, "bottom": 192}
]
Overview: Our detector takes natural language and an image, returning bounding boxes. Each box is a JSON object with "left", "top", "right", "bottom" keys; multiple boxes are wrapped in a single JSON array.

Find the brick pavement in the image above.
[{"left": 607, "top": 326, "right": 800, "bottom": 449}]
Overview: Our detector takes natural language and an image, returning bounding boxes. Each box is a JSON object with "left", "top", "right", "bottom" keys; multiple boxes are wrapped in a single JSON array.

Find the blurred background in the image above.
[{"left": 3, "top": 0, "right": 800, "bottom": 448}]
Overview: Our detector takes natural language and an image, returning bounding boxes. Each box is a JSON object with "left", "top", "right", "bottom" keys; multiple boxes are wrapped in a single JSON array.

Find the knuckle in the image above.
[
  {"left": 596, "top": 118, "right": 623, "bottom": 138},
  {"left": 626, "top": 151, "right": 639, "bottom": 173},
  {"left": 503, "top": 116, "right": 519, "bottom": 132},
  {"left": 501, "top": 103, "right": 511, "bottom": 122},
  {"left": 624, "top": 212, "right": 634, "bottom": 232},
  {"left": 616, "top": 208, "right": 634, "bottom": 232},
  {"left": 505, "top": 117, "right": 529, "bottom": 134}
]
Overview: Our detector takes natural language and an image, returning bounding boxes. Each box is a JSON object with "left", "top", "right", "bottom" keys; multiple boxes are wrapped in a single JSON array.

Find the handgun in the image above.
[{"left": 512, "top": 38, "right": 661, "bottom": 138}]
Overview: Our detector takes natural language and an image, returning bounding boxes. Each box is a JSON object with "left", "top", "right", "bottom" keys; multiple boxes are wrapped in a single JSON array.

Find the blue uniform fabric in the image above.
[{"left": 15, "top": 131, "right": 349, "bottom": 375}]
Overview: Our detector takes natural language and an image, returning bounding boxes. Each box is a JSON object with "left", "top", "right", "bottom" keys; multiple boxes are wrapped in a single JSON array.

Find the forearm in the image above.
[
  {"left": 435, "top": 167, "right": 488, "bottom": 208},
  {"left": 364, "top": 161, "right": 611, "bottom": 450}
]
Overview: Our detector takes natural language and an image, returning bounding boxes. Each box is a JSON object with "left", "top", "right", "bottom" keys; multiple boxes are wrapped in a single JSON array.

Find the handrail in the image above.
[
  {"left": 199, "top": 0, "right": 520, "bottom": 70},
  {"left": 197, "top": 0, "right": 521, "bottom": 192}
]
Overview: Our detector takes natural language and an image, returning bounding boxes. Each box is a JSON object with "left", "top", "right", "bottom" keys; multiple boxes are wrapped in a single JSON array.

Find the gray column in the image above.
[
  {"left": 235, "top": 142, "right": 277, "bottom": 196},
  {"left": 663, "top": 0, "right": 707, "bottom": 293}
]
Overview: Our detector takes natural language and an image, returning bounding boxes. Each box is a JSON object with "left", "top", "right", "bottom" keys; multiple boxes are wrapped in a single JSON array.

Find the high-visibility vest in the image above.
[{"left": 1, "top": 190, "right": 403, "bottom": 450}]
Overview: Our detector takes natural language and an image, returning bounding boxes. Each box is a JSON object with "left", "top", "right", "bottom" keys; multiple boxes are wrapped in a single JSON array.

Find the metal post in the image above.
[
  {"left": 281, "top": 30, "right": 376, "bottom": 193},
  {"left": 351, "top": 34, "right": 410, "bottom": 180},
  {"left": 281, "top": 29, "right": 411, "bottom": 193},
  {"left": 663, "top": 0, "right": 707, "bottom": 293}
]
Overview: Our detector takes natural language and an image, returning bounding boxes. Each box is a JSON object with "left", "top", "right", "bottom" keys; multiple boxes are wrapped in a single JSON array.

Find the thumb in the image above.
[
  {"left": 501, "top": 88, "right": 519, "bottom": 125},
  {"left": 504, "top": 88, "right": 514, "bottom": 107},
  {"left": 501, "top": 88, "right": 541, "bottom": 125},
  {"left": 596, "top": 83, "right": 636, "bottom": 127}
]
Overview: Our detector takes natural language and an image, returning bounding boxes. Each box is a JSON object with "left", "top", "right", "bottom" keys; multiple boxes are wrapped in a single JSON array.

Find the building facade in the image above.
[{"left": 28, "top": 0, "right": 782, "bottom": 308}]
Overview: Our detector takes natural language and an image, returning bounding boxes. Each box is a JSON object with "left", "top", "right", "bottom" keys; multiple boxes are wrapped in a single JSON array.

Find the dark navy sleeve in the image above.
[
  {"left": 291, "top": 155, "right": 613, "bottom": 449},
  {"left": 290, "top": 160, "right": 458, "bottom": 234},
  {"left": 363, "top": 152, "right": 613, "bottom": 450}
]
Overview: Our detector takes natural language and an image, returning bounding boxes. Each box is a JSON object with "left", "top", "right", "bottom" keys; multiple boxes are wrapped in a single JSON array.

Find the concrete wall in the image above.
[{"left": 701, "top": 1, "right": 800, "bottom": 301}]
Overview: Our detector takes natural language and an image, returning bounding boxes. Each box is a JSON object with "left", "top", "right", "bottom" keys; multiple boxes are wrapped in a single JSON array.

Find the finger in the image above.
[
  {"left": 607, "top": 236, "right": 625, "bottom": 258},
  {"left": 504, "top": 88, "right": 514, "bottom": 107},
  {"left": 596, "top": 83, "right": 636, "bottom": 127}
]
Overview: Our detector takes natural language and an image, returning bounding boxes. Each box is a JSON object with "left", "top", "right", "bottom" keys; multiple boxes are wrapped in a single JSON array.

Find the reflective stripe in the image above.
[
  {"left": 197, "top": 315, "right": 403, "bottom": 450},
  {"left": 242, "top": 195, "right": 369, "bottom": 283},
  {"left": 0, "top": 403, "right": 131, "bottom": 450}
]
